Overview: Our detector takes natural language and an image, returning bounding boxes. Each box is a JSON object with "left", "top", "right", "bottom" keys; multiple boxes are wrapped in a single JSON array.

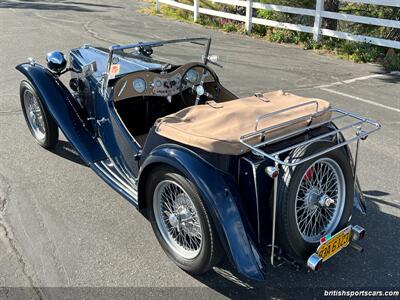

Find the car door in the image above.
[{"left": 94, "top": 88, "right": 141, "bottom": 183}]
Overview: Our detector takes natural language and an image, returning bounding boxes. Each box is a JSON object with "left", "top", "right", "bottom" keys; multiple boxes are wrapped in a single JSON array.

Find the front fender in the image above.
[
  {"left": 138, "top": 144, "right": 266, "bottom": 282},
  {"left": 16, "top": 63, "right": 106, "bottom": 164}
]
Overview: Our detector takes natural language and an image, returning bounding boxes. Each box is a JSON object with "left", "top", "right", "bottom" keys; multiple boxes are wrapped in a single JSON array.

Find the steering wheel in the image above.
[{"left": 179, "top": 63, "right": 220, "bottom": 106}]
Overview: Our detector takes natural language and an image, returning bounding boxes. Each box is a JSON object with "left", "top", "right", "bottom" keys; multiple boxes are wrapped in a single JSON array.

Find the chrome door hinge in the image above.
[
  {"left": 96, "top": 117, "right": 109, "bottom": 126},
  {"left": 134, "top": 151, "right": 142, "bottom": 161}
]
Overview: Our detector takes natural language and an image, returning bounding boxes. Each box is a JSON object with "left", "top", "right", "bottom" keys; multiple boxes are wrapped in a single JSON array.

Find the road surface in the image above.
[{"left": 0, "top": 0, "right": 399, "bottom": 299}]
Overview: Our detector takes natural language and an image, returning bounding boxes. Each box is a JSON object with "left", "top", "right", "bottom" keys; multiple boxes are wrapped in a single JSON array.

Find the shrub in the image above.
[
  {"left": 268, "top": 29, "right": 298, "bottom": 43},
  {"left": 223, "top": 22, "right": 238, "bottom": 32},
  {"left": 384, "top": 53, "right": 400, "bottom": 71}
]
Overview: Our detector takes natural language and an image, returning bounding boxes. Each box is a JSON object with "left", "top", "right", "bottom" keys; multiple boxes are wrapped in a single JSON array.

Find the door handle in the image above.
[{"left": 96, "top": 117, "right": 109, "bottom": 126}]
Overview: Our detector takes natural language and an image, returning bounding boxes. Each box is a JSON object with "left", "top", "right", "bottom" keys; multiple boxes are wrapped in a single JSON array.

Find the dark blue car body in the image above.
[{"left": 16, "top": 39, "right": 375, "bottom": 282}]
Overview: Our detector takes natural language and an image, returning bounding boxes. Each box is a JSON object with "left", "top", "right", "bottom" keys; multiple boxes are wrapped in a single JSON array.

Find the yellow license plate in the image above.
[{"left": 317, "top": 226, "right": 352, "bottom": 262}]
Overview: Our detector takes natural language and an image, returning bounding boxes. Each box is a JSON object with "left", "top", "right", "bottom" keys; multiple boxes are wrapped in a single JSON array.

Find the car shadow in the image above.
[
  {"left": 370, "top": 67, "right": 400, "bottom": 84},
  {"left": 0, "top": 0, "right": 122, "bottom": 12},
  {"left": 190, "top": 191, "right": 399, "bottom": 299},
  {"left": 50, "top": 140, "right": 87, "bottom": 166}
]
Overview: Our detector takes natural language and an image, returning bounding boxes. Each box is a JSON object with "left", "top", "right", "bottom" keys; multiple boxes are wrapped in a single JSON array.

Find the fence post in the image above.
[
  {"left": 194, "top": 0, "right": 199, "bottom": 22},
  {"left": 313, "top": 0, "right": 324, "bottom": 41},
  {"left": 156, "top": 0, "right": 160, "bottom": 13},
  {"left": 245, "top": 0, "right": 253, "bottom": 34}
]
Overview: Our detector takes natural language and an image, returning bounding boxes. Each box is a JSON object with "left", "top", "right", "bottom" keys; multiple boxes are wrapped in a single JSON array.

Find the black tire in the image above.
[
  {"left": 20, "top": 80, "right": 58, "bottom": 149},
  {"left": 146, "top": 165, "right": 223, "bottom": 274},
  {"left": 275, "top": 141, "right": 353, "bottom": 261}
]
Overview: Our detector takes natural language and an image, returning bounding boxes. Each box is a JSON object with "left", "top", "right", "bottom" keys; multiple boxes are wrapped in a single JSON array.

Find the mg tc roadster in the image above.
[{"left": 16, "top": 38, "right": 380, "bottom": 281}]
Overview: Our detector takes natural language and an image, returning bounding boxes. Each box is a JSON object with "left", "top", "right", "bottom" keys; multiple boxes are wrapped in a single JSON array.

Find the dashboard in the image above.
[
  {"left": 151, "top": 73, "right": 183, "bottom": 97},
  {"left": 113, "top": 63, "right": 214, "bottom": 102}
]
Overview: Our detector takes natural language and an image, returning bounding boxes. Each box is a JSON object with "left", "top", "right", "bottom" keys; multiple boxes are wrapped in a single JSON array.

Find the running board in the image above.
[{"left": 92, "top": 159, "right": 138, "bottom": 205}]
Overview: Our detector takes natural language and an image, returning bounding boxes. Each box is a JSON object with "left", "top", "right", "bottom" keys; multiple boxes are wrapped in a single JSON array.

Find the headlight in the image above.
[{"left": 133, "top": 78, "right": 146, "bottom": 93}]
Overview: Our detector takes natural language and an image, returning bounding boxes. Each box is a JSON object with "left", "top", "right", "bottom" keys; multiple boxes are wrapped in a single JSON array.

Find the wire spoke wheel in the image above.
[
  {"left": 23, "top": 89, "right": 46, "bottom": 141},
  {"left": 295, "top": 157, "right": 346, "bottom": 243},
  {"left": 153, "top": 180, "right": 203, "bottom": 259}
]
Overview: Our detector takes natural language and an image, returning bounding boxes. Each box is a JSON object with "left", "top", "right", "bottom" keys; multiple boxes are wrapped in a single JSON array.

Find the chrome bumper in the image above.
[{"left": 307, "top": 225, "right": 366, "bottom": 271}]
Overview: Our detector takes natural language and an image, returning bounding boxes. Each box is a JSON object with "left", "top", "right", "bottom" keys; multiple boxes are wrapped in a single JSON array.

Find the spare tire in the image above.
[{"left": 275, "top": 141, "right": 353, "bottom": 261}]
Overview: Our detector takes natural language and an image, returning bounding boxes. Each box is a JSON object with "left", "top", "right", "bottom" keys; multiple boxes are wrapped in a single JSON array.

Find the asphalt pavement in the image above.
[{"left": 0, "top": 0, "right": 399, "bottom": 299}]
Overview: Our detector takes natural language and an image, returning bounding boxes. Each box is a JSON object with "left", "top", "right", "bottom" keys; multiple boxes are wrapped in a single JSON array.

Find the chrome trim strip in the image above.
[
  {"left": 117, "top": 80, "right": 127, "bottom": 97},
  {"left": 100, "top": 160, "right": 138, "bottom": 195},
  {"left": 94, "top": 161, "right": 138, "bottom": 201},
  {"left": 97, "top": 137, "right": 138, "bottom": 184}
]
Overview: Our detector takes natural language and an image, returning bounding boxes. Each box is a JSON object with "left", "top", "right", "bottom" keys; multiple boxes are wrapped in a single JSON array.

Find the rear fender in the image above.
[
  {"left": 16, "top": 62, "right": 106, "bottom": 164},
  {"left": 138, "top": 144, "right": 266, "bottom": 282}
]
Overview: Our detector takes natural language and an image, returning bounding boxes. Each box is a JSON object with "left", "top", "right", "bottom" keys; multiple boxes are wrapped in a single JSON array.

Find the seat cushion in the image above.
[{"left": 155, "top": 90, "right": 331, "bottom": 155}]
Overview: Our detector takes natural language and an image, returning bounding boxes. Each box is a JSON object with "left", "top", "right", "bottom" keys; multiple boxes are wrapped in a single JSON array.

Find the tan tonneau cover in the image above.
[{"left": 155, "top": 90, "right": 331, "bottom": 155}]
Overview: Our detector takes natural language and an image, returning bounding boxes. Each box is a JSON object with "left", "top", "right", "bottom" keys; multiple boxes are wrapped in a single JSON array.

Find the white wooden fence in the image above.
[{"left": 155, "top": 0, "right": 400, "bottom": 49}]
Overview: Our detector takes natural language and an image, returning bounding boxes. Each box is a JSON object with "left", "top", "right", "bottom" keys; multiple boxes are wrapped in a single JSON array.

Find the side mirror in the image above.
[
  {"left": 203, "top": 54, "right": 223, "bottom": 68},
  {"left": 46, "top": 51, "right": 67, "bottom": 73},
  {"left": 208, "top": 55, "right": 219, "bottom": 64}
]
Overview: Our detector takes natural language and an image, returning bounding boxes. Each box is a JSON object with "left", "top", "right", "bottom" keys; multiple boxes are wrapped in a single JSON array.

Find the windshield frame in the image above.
[{"left": 103, "top": 37, "right": 212, "bottom": 96}]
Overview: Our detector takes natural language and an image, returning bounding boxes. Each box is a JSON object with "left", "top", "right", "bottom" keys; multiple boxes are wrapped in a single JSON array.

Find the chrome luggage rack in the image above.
[
  {"left": 239, "top": 101, "right": 381, "bottom": 268},
  {"left": 239, "top": 101, "right": 381, "bottom": 166}
]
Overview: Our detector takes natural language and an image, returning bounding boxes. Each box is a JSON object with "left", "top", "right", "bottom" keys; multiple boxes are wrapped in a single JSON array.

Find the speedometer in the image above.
[
  {"left": 133, "top": 78, "right": 146, "bottom": 93},
  {"left": 185, "top": 69, "right": 199, "bottom": 84}
]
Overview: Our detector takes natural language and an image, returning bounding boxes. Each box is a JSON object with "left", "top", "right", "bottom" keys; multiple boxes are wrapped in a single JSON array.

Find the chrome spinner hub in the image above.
[
  {"left": 153, "top": 180, "right": 203, "bottom": 259},
  {"left": 305, "top": 188, "right": 320, "bottom": 209},
  {"left": 319, "top": 194, "right": 336, "bottom": 207},
  {"left": 295, "top": 158, "right": 346, "bottom": 243},
  {"left": 168, "top": 213, "right": 179, "bottom": 228}
]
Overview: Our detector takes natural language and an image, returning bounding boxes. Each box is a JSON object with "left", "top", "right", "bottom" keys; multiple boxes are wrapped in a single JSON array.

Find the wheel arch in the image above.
[
  {"left": 137, "top": 144, "right": 266, "bottom": 282},
  {"left": 138, "top": 161, "right": 164, "bottom": 213},
  {"left": 16, "top": 62, "right": 106, "bottom": 164}
]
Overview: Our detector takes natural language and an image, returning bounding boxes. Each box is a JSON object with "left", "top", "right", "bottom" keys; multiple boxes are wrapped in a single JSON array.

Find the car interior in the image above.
[
  {"left": 113, "top": 62, "right": 238, "bottom": 147},
  {"left": 111, "top": 58, "right": 333, "bottom": 155}
]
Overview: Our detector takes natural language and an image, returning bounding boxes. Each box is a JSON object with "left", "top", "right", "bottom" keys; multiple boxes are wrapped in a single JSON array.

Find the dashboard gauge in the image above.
[
  {"left": 185, "top": 69, "right": 199, "bottom": 84},
  {"left": 133, "top": 78, "right": 146, "bottom": 93},
  {"left": 155, "top": 79, "right": 162, "bottom": 88}
]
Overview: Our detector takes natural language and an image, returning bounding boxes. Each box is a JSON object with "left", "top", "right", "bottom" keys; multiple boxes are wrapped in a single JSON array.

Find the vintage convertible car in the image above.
[{"left": 16, "top": 38, "right": 381, "bottom": 281}]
